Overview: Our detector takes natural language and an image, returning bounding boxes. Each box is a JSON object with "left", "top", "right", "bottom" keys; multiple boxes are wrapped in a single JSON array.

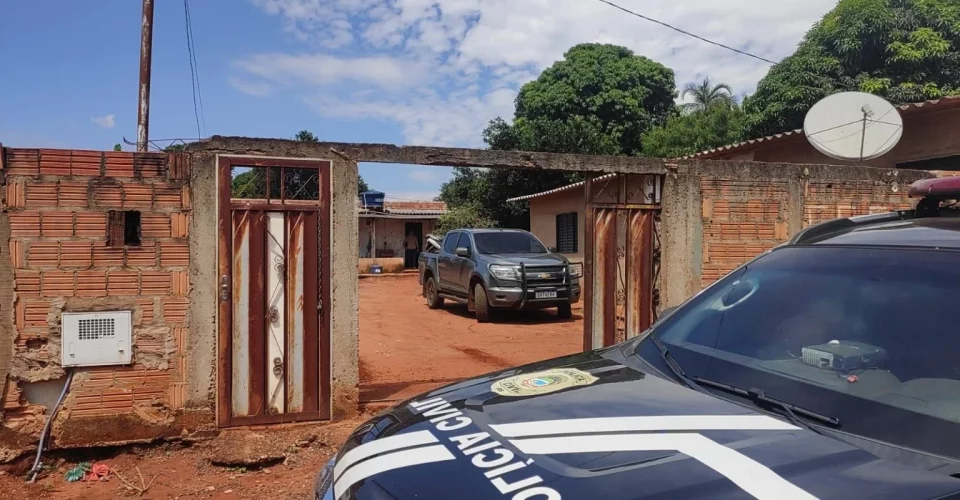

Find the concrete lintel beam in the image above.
[{"left": 188, "top": 136, "right": 671, "bottom": 175}]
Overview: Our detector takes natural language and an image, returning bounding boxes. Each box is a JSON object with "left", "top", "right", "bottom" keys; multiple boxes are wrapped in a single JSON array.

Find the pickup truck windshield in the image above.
[
  {"left": 474, "top": 232, "right": 547, "bottom": 255},
  {"left": 638, "top": 246, "right": 960, "bottom": 461}
]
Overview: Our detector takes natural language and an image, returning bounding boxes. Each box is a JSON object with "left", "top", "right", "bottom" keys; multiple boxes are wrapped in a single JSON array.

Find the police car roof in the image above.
[{"left": 795, "top": 216, "right": 960, "bottom": 249}]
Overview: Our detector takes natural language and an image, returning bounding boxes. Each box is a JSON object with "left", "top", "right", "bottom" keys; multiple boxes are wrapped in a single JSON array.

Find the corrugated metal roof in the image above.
[
  {"left": 686, "top": 95, "right": 960, "bottom": 160},
  {"left": 358, "top": 208, "right": 446, "bottom": 219},
  {"left": 681, "top": 129, "right": 805, "bottom": 160},
  {"left": 506, "top": 173, "right": 617, "bottom": 202}
]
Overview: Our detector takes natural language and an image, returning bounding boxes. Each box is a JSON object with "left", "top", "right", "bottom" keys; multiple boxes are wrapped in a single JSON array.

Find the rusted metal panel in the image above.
[
  {"left": 286, "top": 213, "right": 306, "bottom": 413},
  {"left": 230, "top": 211, "right": 250, "bottom": 417},
  {"left": 217, "top": 160, "right": 233, "bottom": 426},
  {"left": 590, "top": 208, "right": 611, "bottom": 349},
  {"left": 614, "top": 209, "right": 628, "bottom": 344},
  {"left": 265, "top": 212, "right": 286, "bottom": 415},
  {"left": 303, "top": 211, "right": 320, "bottom": 413},
  {"left": 600, "top": 209, "right": 618, "bottom": 347},
  {"left": 652, "top": 211, "right": 663, "bottom": 320},
  {"left": 248, "top": 211, "right": 266, "bottom": 417},
  {"left": 626, "top": 210, "right": 654, "bottom": 338},
  {"left": 317, "top": 168, "right": 332, "bottom": 418},
  {"left": 582, "top": 174, "right": 596, "bottom": 352}
]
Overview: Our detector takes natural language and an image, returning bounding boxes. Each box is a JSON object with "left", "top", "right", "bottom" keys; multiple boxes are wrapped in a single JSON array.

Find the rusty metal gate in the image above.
[
  {"left": 583, "top": 173, "right": 663, "bottom": 350},
  {"left": 217, "top": 157, "right": 331, "bottom": 426}
]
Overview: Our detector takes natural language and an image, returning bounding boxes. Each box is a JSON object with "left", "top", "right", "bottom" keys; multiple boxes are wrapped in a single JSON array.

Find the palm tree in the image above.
[{"left": 681, "top": 77, "right": 735, "bottom": 113}]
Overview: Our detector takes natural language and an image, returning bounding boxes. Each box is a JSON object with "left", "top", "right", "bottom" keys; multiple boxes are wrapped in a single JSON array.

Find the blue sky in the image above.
[{"left": 0, "top": 0, "right": 838, "bottom": 200}]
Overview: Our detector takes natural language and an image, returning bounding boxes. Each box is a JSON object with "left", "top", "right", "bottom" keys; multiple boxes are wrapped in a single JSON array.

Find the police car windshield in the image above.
[
  {"left": 474, "top": 232, "right": 547, "bottom": 255},
  {"left": 642, "top": 246, "right": 960, "bottom": 460}
]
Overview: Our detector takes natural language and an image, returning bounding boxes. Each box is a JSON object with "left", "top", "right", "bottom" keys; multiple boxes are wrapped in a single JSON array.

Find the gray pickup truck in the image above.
[{"left": 418, "top": 228, "right": 581, "bottom": 322}]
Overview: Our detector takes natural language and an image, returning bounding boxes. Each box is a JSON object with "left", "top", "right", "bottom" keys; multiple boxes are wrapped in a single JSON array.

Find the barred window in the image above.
[{"left": 555, "top": 212, "right": 578, "bottom": 254}]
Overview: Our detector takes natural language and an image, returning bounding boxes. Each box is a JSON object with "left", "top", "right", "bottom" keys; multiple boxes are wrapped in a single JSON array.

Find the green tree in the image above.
[
  {"left": 440, "top": 43, "right": 677, "bottom": 229},
  {"left": 485, "top": 43, "right": 677, "bottom": 156},
  {"left": 642, "top": 104, "right": 749, "bottom": 158},
  {"left": 744, "top": 0, "right": 960, "bottom": 137},
  {"left": 438, "top": 167, "right": 488, "bottom": 208},
  {"left": 435, "top": 204, "right": 496, "bottom": 234},
  {"left": 681, "top": 77, "right": 735, "bottom": 113},
  {"left": 294, "top": 129, "right": 319, "bottom": 142},
  {"left": 113, "top": 143, "right": 123, "bottom": 152}
]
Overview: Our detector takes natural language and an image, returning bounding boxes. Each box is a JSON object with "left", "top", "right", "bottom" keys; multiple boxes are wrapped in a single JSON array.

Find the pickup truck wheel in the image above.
[
  {"left": 557, "top": 302, "right": 572, "bottom": 320},
  {"left": 474, "top": 283, "right": 492, "bottom": 323},
  {"left": 425, "top": 277, "right": 444, "bottom": 309}
]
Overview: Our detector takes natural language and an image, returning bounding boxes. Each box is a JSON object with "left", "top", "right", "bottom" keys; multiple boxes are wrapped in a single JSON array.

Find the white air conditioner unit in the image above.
[{"left": 61, "top": 311, "right": 133, "bottom": 367}]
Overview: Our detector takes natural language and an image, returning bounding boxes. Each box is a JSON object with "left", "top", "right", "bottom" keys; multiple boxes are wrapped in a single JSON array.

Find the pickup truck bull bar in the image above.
[{"left": 517, "top": 262, "right": 572, "bottom": 309}]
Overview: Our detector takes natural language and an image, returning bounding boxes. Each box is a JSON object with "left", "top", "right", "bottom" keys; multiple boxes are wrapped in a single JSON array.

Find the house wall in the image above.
[
  {"left": 713, "top": 108, "right": 960, "bottom": 169},
  {"left": 358, "top": 218, "right": 437, "bottom": 258},
  {"left": 0, "top": 148, "right": 210, "bottom": 460},
  {"left": 660, "top": 161, "right": 932, "bottom": 309},
  {"left": 357, "top": 218, "right": 437, "bottom": 273},
  {"left": 528, "top": 191, "right": 585, "bottom": 264}
]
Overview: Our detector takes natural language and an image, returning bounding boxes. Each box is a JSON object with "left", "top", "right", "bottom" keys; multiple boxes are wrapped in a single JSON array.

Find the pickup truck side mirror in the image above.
[{"left": 455, "top": 247, "right": 470, "bottom": 258}]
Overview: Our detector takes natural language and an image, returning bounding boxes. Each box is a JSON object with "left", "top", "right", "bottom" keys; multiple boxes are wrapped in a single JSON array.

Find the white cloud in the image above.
[
  {"left": 245, "top": 0, "right": 839, "bottom": 146},
  {"left": 229, "top": 77, "right": 273, "bottom": 96},
  {"left": 233, "top": 53, "right": 425, "bottom": 90},
  {"left": 91, "top": 114, "right": 115, "bottom": 129},
  {"left": 306, "top": 85, "right": 515, "bottom": 146}
]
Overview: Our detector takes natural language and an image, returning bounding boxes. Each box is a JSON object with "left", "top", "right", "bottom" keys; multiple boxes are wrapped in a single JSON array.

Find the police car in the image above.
[{"left": 316, "top": 177, "right": 960, "bottom": 500}]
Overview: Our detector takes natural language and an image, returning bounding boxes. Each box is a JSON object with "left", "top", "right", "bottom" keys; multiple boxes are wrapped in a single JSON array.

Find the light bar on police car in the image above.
[{"left": 908, "top": 177, "right": 960, "bottom": 198}]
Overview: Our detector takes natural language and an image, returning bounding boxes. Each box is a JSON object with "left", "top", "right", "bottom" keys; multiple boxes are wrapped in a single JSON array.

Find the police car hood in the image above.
[{"left": 333, "top": 351, "right": 960, "bottom": 500}]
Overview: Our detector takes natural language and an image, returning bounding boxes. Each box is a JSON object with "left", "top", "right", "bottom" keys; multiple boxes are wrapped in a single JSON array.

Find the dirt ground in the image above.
[
  {"left": 0, "top": 273, "right": 582, "bottom": 498},
  {"left": 359, "top": 273, "right": 584, "bottom": 404}
]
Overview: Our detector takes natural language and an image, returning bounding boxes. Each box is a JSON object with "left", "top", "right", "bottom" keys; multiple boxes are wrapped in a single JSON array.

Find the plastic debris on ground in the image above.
[
  {"left": 64, "top": 463, "right": 90, "bottom": 482},
  {"left": 64, "top": 462, "right": 110, "bottom": 482}
]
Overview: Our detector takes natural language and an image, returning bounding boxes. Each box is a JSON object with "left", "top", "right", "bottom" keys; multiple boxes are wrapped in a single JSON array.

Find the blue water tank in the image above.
[{"left": 361, "top": 190, "right": 385, "bottom": 209}]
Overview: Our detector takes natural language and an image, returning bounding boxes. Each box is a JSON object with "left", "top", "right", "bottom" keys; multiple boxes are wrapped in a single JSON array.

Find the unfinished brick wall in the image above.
[
  {"left": 0, "top": 147, "right": 193, "bottom": 453},
  {"left": 700, "top": 176, "right": 914, "bottom": 287}
]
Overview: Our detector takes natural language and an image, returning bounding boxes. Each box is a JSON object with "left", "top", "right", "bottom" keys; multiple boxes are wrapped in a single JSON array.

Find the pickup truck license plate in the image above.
[{"left": 535, "top": 290, "right": 558, "bottom": 299}]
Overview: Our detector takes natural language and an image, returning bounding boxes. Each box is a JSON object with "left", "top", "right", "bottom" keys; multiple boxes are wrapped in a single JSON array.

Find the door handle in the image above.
[{"left": 220, "top": 275, "right": 230, "bottom": 301}]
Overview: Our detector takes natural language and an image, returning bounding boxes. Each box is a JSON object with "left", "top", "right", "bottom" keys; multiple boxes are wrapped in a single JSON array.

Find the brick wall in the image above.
[
  {"left": 700, "top": 176, "right": 914, "bottom": 287},
  {"left": 0, "top": 148, "right": 191, "bottom": 435}
]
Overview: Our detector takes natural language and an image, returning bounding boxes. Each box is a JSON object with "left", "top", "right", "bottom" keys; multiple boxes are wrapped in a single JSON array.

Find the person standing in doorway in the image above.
[{"left": 404, "top": 231, "right": 420, "bottom": 269}]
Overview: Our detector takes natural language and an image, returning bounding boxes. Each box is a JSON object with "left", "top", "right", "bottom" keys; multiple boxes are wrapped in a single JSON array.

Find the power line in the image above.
[
  {"left": 593, "top": 0, "right": 778, "bottom": 65},
  {"left": 591, "top": 0, "right": 884, "bottom": 101},
  {"left": 184, "top": 0, "right": 206, "bottom": 139},
  {"left": 187, "top": 0, "right": 206, "bottom": 134}
]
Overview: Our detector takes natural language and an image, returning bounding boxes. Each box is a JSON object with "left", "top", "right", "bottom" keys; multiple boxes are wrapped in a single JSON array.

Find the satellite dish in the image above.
[{"left": 803, "top": 92, "right": 903, "bottom": 162}]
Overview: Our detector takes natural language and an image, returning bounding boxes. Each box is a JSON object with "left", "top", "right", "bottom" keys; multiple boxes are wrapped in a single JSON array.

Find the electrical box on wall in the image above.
[{"left": 61, "top": 311, "right": 133, "bottom": 367}]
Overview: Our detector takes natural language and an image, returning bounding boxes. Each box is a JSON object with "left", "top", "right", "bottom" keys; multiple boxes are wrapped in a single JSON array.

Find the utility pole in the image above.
[{"left": 137, "top": 0, "right": 155, "bottom": 152}]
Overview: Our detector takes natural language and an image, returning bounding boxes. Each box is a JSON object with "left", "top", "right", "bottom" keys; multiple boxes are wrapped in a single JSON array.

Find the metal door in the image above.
[
  {"left": 404, "top": 222, "right": 423, "bottom": 269},
  {"left": 583, "top": 173, "right": 663, "bottom": 350},
  {"left": 217, "top": 157, "right": 331, "bottom": 426},
  {"left": 438, "top": 232, "right": 459, "bottom": 290}
]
